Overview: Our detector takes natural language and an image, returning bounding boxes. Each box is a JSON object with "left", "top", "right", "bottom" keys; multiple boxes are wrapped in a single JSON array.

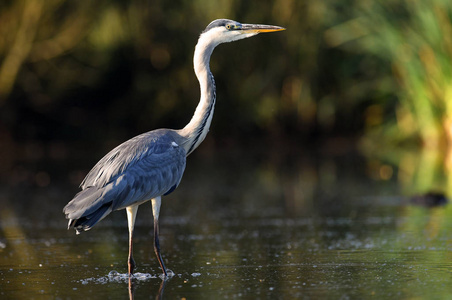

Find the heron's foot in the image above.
[
  {"left": 128, "top": 256, "right": 136, "bottom": 276},
  {"left": 158, "top": 268, "right": 174, "bottom": 280},
  {"left": 161, "top": 263, "right": 167, "bottom": 277},
  {"left": 154, "top": 246, "right": 167, "bottom": 277}
]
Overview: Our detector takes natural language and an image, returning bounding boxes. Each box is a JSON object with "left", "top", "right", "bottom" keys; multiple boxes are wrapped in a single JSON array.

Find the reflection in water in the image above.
[
  {"left": 126, "top": 272, "right": 167, "bottom": 300},
  {"left": 363, "top": 146, "right": 452, "bottom": 199},
  {"left": 409, "top": 192, "right": 448, "bottom": 207},
  {"left": 128, "top": 277, "right": 134, "bottom": 300},
  {"left": 156, "top": 278, "right": 166, "bottom": 300},
  {"left": 128, "top": 276, "right": 166, "bottom": 300}
]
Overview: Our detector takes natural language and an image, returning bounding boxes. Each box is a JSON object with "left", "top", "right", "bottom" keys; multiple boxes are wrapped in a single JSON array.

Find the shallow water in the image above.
[{"left": 1, "top": 149, "right": 452, "bottom": 298}]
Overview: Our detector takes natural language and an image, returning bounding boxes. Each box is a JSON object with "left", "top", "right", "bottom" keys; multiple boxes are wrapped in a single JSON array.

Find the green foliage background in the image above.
[{"left": 2, "top": 0, "right": 452, "bottom": 194}]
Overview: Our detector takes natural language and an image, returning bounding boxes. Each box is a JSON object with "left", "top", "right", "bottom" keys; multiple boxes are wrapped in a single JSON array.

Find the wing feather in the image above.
[{"left": 63, "top": 129, "right": 186, "bottom": 231}]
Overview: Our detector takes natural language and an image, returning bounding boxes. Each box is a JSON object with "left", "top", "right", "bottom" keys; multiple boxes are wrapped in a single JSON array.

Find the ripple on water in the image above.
[{"left": 79, "top": 269, "right": 175, "bottom": 284}]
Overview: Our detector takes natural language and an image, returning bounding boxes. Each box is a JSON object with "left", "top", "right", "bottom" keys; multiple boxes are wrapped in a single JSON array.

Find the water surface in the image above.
[{"left": 1, "top": 149, "right": 452, "bottom": 298}]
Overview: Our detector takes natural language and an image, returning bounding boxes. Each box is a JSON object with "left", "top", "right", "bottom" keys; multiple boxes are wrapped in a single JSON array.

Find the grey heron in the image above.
[{"left": 63, "top": 19, "right": 285, "bottom": 277}]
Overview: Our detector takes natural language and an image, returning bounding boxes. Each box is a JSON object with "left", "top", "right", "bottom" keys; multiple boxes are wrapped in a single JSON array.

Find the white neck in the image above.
[{"left": 178, "top": 32, "right": 218, "bottom": 156}]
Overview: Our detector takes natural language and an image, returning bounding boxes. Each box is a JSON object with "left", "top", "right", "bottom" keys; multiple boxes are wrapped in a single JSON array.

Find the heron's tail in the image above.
[{"left": 63, "top": 186, "right": 113, "bottom": 234}]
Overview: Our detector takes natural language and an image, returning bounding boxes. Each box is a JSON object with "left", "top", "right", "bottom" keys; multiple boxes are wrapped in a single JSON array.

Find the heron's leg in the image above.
[
  {"left": 126, "top": 205, "right": 138, "bottom": 275},
  {"left": 151, "top": 196, "right": 167, "bottom": 277}
]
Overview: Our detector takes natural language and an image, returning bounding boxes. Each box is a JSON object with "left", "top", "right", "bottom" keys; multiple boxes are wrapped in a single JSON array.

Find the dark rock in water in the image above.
[{"left": 410, "top": 192, "right": 448, "bottom": 207}]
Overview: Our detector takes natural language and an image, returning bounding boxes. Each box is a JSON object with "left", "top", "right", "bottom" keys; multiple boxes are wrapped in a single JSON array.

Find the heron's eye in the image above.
[{"left": 226, "top": 24, "right": 233, "bottom": 30}]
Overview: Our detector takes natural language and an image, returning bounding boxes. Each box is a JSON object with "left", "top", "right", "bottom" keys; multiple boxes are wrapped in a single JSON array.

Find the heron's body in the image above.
[
  {"left": 63, "top": 19, "right": 284, "bottom": 277},
  {"left": 64, "top": 130, "right": 186, "bottom": 230}
]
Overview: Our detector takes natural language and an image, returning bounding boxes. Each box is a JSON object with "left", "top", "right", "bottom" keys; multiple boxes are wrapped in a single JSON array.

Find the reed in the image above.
[{"left": 357, "top": 0, "right": 452, "bottom": 150}]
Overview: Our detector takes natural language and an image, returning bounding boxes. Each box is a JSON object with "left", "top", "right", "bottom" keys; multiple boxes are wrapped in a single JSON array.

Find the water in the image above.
[{"left": 1, "top": 148, "right": 452, "bottom": 298}]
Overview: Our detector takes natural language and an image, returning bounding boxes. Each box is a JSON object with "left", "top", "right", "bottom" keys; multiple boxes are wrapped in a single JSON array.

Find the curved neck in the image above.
[{"left": 178, "top": 34, "right": 217, "bottom": 156}]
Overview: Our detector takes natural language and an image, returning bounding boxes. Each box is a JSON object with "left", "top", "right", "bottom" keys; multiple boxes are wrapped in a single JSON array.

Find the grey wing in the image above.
[
  {"left": 110, "top": 138, "right": 187, "bottom": 210},
  {"left": 81, "top": 131, "right": 186, "bottom": 190},
  {"left": 63, "top": 131, "right": 186, "bottom": 230}
]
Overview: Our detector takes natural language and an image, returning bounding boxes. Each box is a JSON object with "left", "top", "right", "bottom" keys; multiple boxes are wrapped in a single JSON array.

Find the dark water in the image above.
[{"left": 1, "top": 148, "right": 452, "bottom": 299}]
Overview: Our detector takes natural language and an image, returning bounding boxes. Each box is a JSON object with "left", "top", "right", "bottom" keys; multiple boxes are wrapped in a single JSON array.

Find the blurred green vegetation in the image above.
[{"left": 1, "top": 0, "right": 452, "bottom": 195}]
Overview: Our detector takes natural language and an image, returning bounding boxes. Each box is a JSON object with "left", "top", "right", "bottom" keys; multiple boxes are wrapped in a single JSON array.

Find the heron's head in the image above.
[{"left": 200, "top": 19, "right": 285, "bottom": 46}]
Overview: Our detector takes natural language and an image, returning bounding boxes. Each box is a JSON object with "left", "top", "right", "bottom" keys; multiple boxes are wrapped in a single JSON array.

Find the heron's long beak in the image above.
[{"left": 241, "top": 24, "right": 286, "bottom": 34}]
